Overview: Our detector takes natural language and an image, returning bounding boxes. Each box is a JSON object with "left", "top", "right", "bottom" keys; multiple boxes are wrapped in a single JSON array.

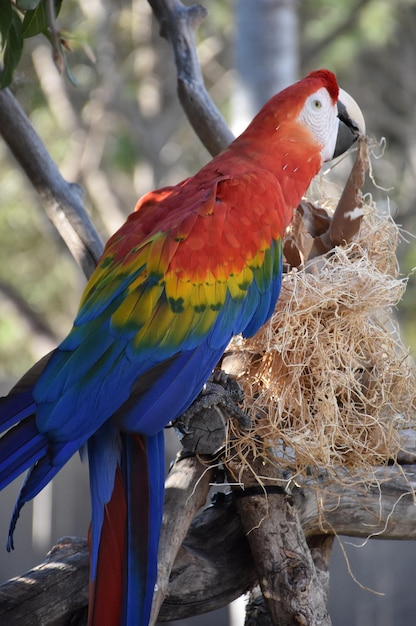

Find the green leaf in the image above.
[
  {"left": 22, "top": 0, "right": 62, "bottom": 39},
  {"left": 0, "top": 0, "right": 13, "bottom": 49},
  {"left": 16, "top": 0, "right": 42, "bottom": 10},
  {"left": 21, "top": 3, "right": 48, "bottom": 38},
  {"left": 0, "top": 10, "right": 24, "bottom": 89}
]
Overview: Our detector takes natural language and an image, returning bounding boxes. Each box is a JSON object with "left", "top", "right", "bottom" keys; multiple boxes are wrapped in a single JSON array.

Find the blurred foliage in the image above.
[
  {"left": 0, "top": 0, "right": 66, "bottom": 88},
  {"left": 0, "top": 0, "right": 416, "bottom": 380}
]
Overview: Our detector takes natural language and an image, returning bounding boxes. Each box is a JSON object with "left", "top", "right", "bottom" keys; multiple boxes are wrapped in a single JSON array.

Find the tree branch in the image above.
[
  {"left": 0, "top": 88, "right": 103, "bottom": 280},
  {"left": 148, "top": 0, "right": 235, "bottom": 156},
  {"left": 0, "top": 537, "right": 89, "bottom": 626},
  {"left": 1, "top": 456, "right": 415, "bottom": 623},
  {"left": 150, "top": 453, "right": 214, "bottom": 625},
  {"left": 231, "top": 458, "right": 331, "bottom": 625}
]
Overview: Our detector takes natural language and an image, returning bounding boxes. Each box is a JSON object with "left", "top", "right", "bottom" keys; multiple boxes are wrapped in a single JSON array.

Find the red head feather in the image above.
[{"left": 306, "top": 69, "right": 339, "bottom": 103}]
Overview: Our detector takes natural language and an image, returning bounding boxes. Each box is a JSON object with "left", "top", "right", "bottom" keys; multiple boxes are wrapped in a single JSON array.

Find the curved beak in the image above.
[{"left": 333, "top": 88, "right": 366, "bottom": 158}]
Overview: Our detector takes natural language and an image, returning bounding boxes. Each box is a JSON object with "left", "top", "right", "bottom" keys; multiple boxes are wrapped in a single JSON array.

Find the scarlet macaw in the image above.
[{"left": 0, "top": 70, "right": 364, "bottom": 625}]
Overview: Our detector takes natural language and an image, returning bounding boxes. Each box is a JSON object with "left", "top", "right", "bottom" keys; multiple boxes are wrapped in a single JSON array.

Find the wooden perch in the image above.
[
  {"left": 0, "top": 537, "right": 89, "bottom": 626},
  {"left": 150, "top": 453, "right": 214, "bottom": 624},
  {"left": 160, "top": 453, "right": 416, "bottom": 621},
  {"left": 230, "top": 457, "right": 331, "bottom": 625},
  {"left": 1, "top": 453, "right": 415, "bottom": 624}
]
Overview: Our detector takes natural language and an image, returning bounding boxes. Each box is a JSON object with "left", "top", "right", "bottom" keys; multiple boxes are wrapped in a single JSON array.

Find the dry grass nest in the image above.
[{"left": 223, "top": 193, "right": 416, "bottom": 483}]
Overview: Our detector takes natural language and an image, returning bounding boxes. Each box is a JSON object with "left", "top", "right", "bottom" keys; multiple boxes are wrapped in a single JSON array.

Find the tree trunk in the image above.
[{"left": 232, "top": 0, "right": 299, "bottom": 133}]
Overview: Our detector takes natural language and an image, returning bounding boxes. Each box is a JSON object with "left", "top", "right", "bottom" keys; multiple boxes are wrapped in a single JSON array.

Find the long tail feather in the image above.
[
  {"left": 88, "top": 466, "right": 126, "bottom": 626},
  {"left": 122, "top": 433, "right": 164, "bottom": 624},
  {"left": 0, "top": 392, "right": 36, "bottom": 432},
  {"left": 88, "top": 432, "right": 165, "bottom": 626},
  {"left": 0, "top": 389, "right": 78, "bottom": 550},
  {"left": 6, "top": 454, "right": 68, "bottom": 550},
  {"left": 0, "top": 417, "right": 48, "bottom": 490}
]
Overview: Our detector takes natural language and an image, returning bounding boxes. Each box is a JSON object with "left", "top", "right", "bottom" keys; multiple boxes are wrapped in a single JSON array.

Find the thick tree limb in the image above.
[
  {"left": 243, "top": 536, "right": 334, "bottom": 626},
  {"left": 230, "top": 458, "right": 332, "bottom": 626},
  {"left": 0, "top": 88, "right": 103, "bottom": 279},
  {"left": 0, "top": 537, "right": 89, "bottom": 626},
  {"left": 1, "top": 457, "right": 415, "bottom": 623},
  {"left": 146, "top": 459, "right": 416, "bottom": 621}
]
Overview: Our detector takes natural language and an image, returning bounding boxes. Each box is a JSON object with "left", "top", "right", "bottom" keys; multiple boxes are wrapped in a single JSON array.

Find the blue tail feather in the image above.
[
  {"left": 6, "top": 458, "right": 60, "bottom": 551},
  {"left": 122, "top": 432, "right": 165, "bottom": 624},
  {"left": 0, "top": 391, "right": 36, "bottom": 431},
  {"left": 88, "top": 431, "right": 165, "bottom": 626},
  {"left": 0, "top": 416, "right": 48, "bottom": 491}
]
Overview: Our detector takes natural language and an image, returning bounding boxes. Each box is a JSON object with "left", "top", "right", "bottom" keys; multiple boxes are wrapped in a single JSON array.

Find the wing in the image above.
[{"left": 33, "top": 169, "right": 285, "bottom": 444}]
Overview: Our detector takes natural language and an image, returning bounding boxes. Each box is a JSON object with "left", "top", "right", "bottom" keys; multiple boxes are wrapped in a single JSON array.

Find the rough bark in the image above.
[
  {"left": 230, "top": 457, "right": 331, "bottom": 626},
  {"left": 1, "top": 457, "right": 415, "bottom": 623},
  {"left": 0, "top": 537, "right": 89, "bottom": 626}
]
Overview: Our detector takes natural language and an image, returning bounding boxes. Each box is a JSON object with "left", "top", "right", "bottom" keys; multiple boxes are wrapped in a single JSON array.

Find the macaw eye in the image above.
[{"left": 312, "top": 99, "right": 322, "bottom": 110}]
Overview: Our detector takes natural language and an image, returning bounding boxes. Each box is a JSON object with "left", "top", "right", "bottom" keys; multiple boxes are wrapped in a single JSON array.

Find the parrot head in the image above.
[
  {"left": 283, "top": 68, "right": 365, "bottom": 163},
  {"left": 296, "top": 73, "right": 365, "bottom": 162},
  {"left": 222, "top": 69, "right": 365, "bottom": 226},
  {"left": 235, "top": 68, "right": 365, "bottom": 171}
]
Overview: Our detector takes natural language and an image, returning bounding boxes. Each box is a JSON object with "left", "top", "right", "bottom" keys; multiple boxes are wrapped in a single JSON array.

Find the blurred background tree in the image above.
[{"left": 1, "top": 1, "right": 416, "bottom": 624}]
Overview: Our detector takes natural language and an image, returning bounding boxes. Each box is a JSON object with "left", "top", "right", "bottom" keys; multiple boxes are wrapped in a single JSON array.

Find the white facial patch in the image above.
[{"left": 297, "top": 87, "right": 339, "bottom": 162}]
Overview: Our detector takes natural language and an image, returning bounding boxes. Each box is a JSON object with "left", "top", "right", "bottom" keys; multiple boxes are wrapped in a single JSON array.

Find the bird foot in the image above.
[{"left": 174, "top": 371, "right": 250, "bottom": 455}]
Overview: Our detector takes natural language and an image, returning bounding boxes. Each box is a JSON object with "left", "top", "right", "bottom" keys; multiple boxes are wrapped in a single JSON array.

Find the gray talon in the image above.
[{"left": 174, "top": 372, "right": 250, "bottom": 454}]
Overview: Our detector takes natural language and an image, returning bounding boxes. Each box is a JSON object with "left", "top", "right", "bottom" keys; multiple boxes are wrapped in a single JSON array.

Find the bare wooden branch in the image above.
[
  {"left": 148, "top": 0, "right": 235, "bottom": 156},
  {"left": 150, "top": 453, "right": 214, "bottom": 625},
  {"left": 45, "top": 0, "right": 65, "bottom": 75},
  {"left": 1, "top": 458, "right": 415, "bottom": 623},
  {"left": 0, "top": 88, "right": 103, "bottom": 279},
  {"left": 159, "top": 460, "right": 416, "bottom": 620},
  {"left": 306, "top": 535, "right": 334, "bottom": 607},
  {"left": 230, "top": 458, "right": 331, "bottom": 626},
  {"left": 158, "top": 488, "right": 254, "bottom": 621},
  {"left": 243, "top": 536, "right": 334, "bottom": 625},
  {"left": 0, "top": 537, "right": 89, "bottom": 626}
]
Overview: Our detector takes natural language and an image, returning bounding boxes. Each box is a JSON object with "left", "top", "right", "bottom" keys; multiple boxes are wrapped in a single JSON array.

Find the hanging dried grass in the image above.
[{"left": 223, "top": 150, "right": 416, "bottom": 485}]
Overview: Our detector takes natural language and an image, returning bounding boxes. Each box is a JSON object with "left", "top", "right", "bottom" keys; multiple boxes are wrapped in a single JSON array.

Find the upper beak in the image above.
[{"left": 333, "top": 88, "right": 366, "bottom": 158}]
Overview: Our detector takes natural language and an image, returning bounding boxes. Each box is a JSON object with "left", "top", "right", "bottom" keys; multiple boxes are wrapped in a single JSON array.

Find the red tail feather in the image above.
[{"left": 88, "top": 467, "right": 126, "bottom": 626}]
